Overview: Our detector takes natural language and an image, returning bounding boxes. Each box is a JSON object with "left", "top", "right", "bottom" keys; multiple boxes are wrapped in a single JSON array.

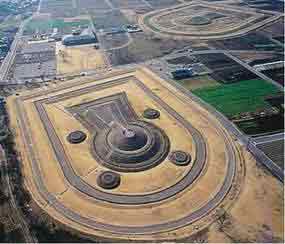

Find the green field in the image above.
[
  {"left": 192, "top": 79, "right": 281, "bottom": 117},
  {"left": 175, "top": 75, "right": 220, "bottom": 90},
  {"left": 24, "top": 18, "right": 90, "bottom": 35}
]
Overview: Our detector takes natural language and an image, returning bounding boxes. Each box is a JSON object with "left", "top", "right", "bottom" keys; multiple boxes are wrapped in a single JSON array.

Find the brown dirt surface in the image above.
[
  {"left": 56, "top": 43, "right": 108, "bottom": 74},
  {"left": 6, "top": 67, "right": 283, "bottom": 242}
]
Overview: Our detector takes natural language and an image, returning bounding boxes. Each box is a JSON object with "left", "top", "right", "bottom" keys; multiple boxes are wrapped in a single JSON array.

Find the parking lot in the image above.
[{"left": 10, "top": 41, "right": 56, "bottom": 81}]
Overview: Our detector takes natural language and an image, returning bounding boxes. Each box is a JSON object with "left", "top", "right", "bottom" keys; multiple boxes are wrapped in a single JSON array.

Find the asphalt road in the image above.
[{"left": 0, "top": 16, "right": 32, "bottom": 82}]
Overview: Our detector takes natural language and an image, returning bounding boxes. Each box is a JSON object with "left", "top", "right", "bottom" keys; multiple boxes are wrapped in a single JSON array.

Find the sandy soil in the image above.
[
  {"left": 6, "top": 67, "right": 283, "bottom": 241},
  {"left": 205, "top": 149, "right": 283, "bottom": 243},
  {"left": 56, "top": 43, "right": 108, "bottom": 74}
]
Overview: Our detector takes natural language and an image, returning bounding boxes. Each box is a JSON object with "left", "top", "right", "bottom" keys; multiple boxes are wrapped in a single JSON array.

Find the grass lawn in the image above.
[{"left": 192, "top": 79, "right": 281, "bottom": 117}]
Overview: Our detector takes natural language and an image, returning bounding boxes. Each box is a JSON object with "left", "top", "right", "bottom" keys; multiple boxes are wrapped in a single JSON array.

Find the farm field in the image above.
[
  {"left": 236, "top": 113, "right": 284, "bottom": 135},
  {"left": 24, "top": 17, "right": 90, "bottom": 35},
  {"left": 192, "top": 79, "right": 281, "bottom": 117},
  {"left": 145, "top": 0, "right": 180, "bottom": 9},
  {"left": 261, "top": 18, "right": 284, "bottom": 42},
  {"left": 195, "top": 53, "right": 239, "bottom": 70},
  {"left": 166, "top": 55, "right": 199, "bottom": 65},
  {"left": 108, "top": 32, "right": 191, "bottom": 65},
  {"left": 210, "top": 32, "right": 283, "bottom": 51},
  {"left": 40, "top": 0, "right": 77, "bottom": 17},
  {"left": 91, "top": 10, "right": 130, "bottom": 32},
  {"left": 174, "top": 75, "right": 220, "bottom": 90},
  {"left": 257, "top": 139, "right": 284, "bottom": 169},
  {"left": 0, "top": 14, "right": 22, "bottom": 29},
  {"left": 109, "top": 0, "right": 148, "bottom": 9},
  {"left": 98, "top": 32, "right": 130, "bottom": 50},
  {"left": 243, "top": 0, "right": 284, "bottom": 12},
  {"left": 77, "top": 0, "right": 111, "bottom": 13},
  {"left": 262, "top": 67, "right": 284, "bottom": 86},
  {"left": 195, "top": 53, "right": 258, "bottom": 83}
]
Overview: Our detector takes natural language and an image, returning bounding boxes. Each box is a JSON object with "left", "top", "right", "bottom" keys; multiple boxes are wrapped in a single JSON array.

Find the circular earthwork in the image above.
[
  {"left": 97, "top": 171, "right": 121, "bottom": 189},
  {"left": 143, "top": 108, "right": 160, "bottom": 119},
  {"left": 20, "top": 78, "right": 244, "bottom": 239},
  {"left": 67, "top": 130, "right": 87, "bottom": 144},
  {"left": 93, "top": 121, "right": 170, "bottom": 172},
  {"left": 169, "top": 150, "right": 191, "bottom": 166}
]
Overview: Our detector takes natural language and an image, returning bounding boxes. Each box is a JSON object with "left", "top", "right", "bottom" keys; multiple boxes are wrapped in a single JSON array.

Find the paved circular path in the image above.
[{"left": 13, "top": 72, "right": 241, "bottom": 238}]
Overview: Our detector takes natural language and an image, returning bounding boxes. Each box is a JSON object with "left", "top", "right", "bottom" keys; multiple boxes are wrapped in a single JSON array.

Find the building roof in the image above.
[{"left": 62, "top": 28, "right": 97, "bottom": 45}]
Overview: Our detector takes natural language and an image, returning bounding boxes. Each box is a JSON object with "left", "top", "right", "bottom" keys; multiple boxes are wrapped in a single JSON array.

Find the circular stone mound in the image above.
[
  {"left": 143, "top": 108, "right": 160, "bottom": 119},
  {"left": 108, "top": 126, "right": 148, "bottom": 151},
  {"left": 97, "top": 171, "right": 121, "bottom": 189},
  {"left": 169, "top": 151, "right": 191, "bottom": 166},
  {"left": 67, "top": 131, "right": 87, "bottom": 144},
  {"left": 93, "top": 121, "right": 170, "bottom": 172},
  {"left": 186, "top": 16, "right": 211, "bottom": 26}
]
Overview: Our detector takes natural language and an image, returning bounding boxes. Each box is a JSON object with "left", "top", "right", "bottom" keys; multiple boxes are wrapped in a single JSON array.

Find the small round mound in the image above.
[
  {"left": 169, "top": 151, "right": 191, "bottom": 166},
  {"left": 186, "top": 16, "right": 211, "bottom": 26},
  {"left": 143, "top": 108, "right": 160, "bottom": 119},
  {"left": 67, "top": 131, "right": 87, "bottom": 144},
  {"left": 97, "top": 171, "right": 121, "bottom": 190}
]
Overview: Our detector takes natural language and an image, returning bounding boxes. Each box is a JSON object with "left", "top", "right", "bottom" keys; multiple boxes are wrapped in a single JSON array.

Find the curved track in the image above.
[
  {"left": 139, "top": 1, "right": 283, "bottom": 40},
  {"left": 33, "top": 80, "right": 206, "bottom": 204},
  {"left": 13, "top": 72, "right": 239, "bottom": 236}
]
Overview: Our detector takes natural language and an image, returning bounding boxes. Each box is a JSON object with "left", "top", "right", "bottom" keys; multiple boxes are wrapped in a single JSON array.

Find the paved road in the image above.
[
  {"left": 13, "top": 72, "right": 238, "bottom": 235},
  {"left": 0, "top": 16, "right": 32, "bottom": 82},
  {"left": 0, "top": 145, "right": 37, "bottom": 243},
  {"left": 224, "top": 51, "right": 284, "bottom": 89}
]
